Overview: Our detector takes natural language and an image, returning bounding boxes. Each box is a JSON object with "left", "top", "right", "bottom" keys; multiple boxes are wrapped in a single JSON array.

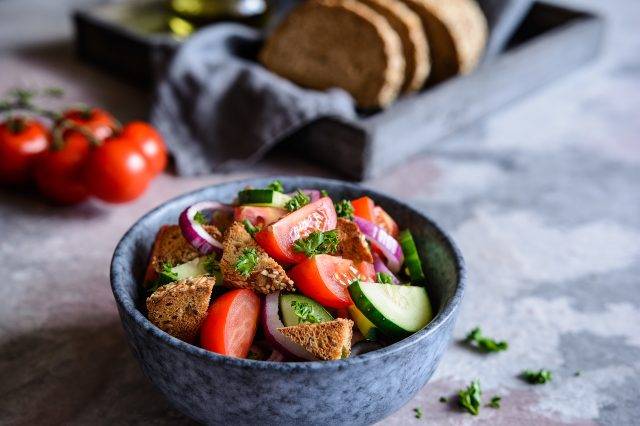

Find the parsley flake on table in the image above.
[
  {"left": 284, "top": 190, "right": 311, "bottom": 212},
  {"left": 488, "top": 395, "right": 501, "bottom": 409},
  {"left": 235, "top": 248, "right": 259, "bottom": 277},
  {"left": 291, "top": 300, "right": 322, "bottom": 324},
  {"left": 465, "top": 327, "right": 508, "bottom": 353},
  {"left": 458, "top": 379, "right": 482, "bottom": 415},
  {"left": 376, "top": 272, "right": 393, "bottom": 284},
  {"left": 413, "top": 407, "right": 423, "bottom": 419},
  {"left": 266, "top": 179, "right": 284, "bottom": 192},
  {"left": 243, "top": 219, "right": 261, "bottom": 236},
  {"left": 334, "top": 199, "right": 355, "bottom": 220},
  {"left": 293, "top": 230, "right": 339, "bottom": 257},
  {"left": 439, "top": 396, "right": 447, "bottom": 403},
  {"left": 193, "top": 211, "right": 208, "bottom": 225},
  {"left": 522, "top": 369, "right": 552, "bottom": 384}
]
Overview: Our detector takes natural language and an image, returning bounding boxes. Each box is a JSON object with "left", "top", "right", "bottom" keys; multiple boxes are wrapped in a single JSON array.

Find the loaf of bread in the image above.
[{"left": 260, "top": 0, "right": 406, "bottom": 108}]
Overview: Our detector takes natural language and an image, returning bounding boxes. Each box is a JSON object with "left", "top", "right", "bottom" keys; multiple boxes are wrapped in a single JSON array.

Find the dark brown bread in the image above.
[
  {"left": 398, "top": 0, "right": 487, "bottom": 83},
  {"left": 149, "top": 224, "right": 222, "bottom": 273},
  {"left": 278, "top": 318, "right": 354, "bottom": 360},
  {"left": 220, "top": 222, "right": 295, "bottom": 294},
  {"left": 358, "top": 0, "right": 430, "bottom": 92},
  {"left": 336, "top": 218, "right": 373, "bottom": 263},
  {"left": 260, "top": 0, "right": 405, "bottom": 108},
  {"left": 146, "top": 276, "right": 215, "bottom": 343}
]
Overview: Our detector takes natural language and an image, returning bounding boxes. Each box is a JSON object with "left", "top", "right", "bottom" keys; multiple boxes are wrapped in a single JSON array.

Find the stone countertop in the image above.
[{"left": 1, "top": 0, "right": 639, "bottom": 424}]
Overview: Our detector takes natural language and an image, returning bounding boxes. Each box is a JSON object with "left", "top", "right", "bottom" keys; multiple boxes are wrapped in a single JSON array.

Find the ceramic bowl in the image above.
[{"left": 110, "top": 176, "right": 465, "bottom": 425}]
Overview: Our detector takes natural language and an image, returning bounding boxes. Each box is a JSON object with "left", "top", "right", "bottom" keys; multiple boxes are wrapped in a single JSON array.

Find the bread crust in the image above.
[
  {"left": 336, "top": 218, "right": 374, "bottom": 263},
  {"left": 148, "top": 224, "right": 222, "bottom": 274},
  {"left": 260, "top": 0, "right": 405, "bottom": 108},
  {"left": 278, "top": 318, "right": 354, "bottom": 360}
]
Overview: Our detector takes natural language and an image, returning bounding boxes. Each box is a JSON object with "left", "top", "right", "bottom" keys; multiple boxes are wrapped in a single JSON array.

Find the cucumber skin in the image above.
[
  {"left": 238, "top": 189, "right": 290, "bottom": 207},
  {"left": 348, "top": 281, "right": 412, "bottom": 340},
  {"left": 399, "top": 230, "right": 427, "bottom": 285}
]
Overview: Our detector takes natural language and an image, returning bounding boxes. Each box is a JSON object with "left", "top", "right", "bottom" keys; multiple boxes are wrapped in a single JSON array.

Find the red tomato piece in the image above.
[
  {"left": 355, "top": 261, "right": 376, "bottom": 281},
  {"left": 234, "top": 206, "right": 287, "bottom": 228},
  {"left": 374, "top": 206, "right": 399, "bottom": 238},
  {"left": 254, "top": 197, "right": 337, "bottom": 264},
  {"left": 200, "top": 289, "right": 261, "bottom": 358},
  {"left": 289, "top": 254, "right": 372, "bottom": 309},
  {"left": 63, "top": 108, "right": 117, "bottom": 141},
  {"left": 0, "top": 117, "right": 49, "bottom": 185},
  {"left": 351, "top": 196, "right": 376, "bottom": 222},
  {"left": 120, "top": 121, "right": 167, "bottom": 176}
]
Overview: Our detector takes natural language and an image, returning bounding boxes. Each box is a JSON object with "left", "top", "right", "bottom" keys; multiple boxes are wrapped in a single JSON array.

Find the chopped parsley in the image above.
[
  {"left": 284, "top": 190, "right": 311, "bottom": 212},
  {"left": 376, "top": 272, "right": 393, "bottom": 284},
  {"left": 488, "top": 395, "right": 501, "bottom": 409},
  {"left": 193, "top": 211, "right": 208, "bottom": 225},
  {"left": 147, "top": 262, "right": 177, "bottom": 294},
  {"left": 293, "top": 230, "right": 340, "bottom": 257},
  {"left": 203, "top": 255, "right": 220, "bottom": 275},
  {"left": 413, "top": 407, "right": 423, "bottom": 419},
  {"left": 522, "top": 369, "right": 552, "bottom": 384},
  {"left": 439, "top": 396, "right": 447, "bottom": 403},
  {"left": 243, "top": 219, "right": 261, "bottom": 236},
  {"left": 465, "top": 327, "right": 508, "bottom": 353},
  {"left": 159, "top": 262, "right": 178, "bottom": 282},
  {"left": 458, "top": 380, "right": 482, "bottom": 416},
  {"left": 334, "top": 199, "right": 355, "bottom": 220},
  {"left": 266, "top": 179, "right": 284, "bottom": 192},
  {"left": 235, "top": 248, "right": 259, "bottom": 277},
  {"left": 574, "top": 371, "right": 581, "bottom": 377},
  {"left": 320, "top": 189, "right": 329, "bottom": 197},
  {"left": 291, "top": 300, "right": 322, "bottom": 324}
]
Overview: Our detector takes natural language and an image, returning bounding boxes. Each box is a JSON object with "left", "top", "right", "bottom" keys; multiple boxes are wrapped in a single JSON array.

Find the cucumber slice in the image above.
[
  {"left": 238, "top": 189, "right": 292, "bottom": 208},
  {"left": 173, "top": 256, "right": 221, "bottom": 282},
  {"left": 348, "top": 281, "right": 432, "bottom": 339},
  {"left": 279, "top": 293, "right": 333, "bottom": 326},
  {"left": 399, "top": 230, "right": 427, "bottom": 285},
  {"left": 348, "top": 305, "right": 379, "bottom": 341}
]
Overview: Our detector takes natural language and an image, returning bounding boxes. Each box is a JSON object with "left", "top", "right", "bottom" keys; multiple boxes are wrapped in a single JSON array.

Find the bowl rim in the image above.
[{"left": 110, "top": 176, "right": 466, "bottom": 370}]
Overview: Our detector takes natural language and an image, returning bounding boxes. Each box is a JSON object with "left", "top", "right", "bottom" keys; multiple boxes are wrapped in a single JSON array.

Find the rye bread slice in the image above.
[
  {"left": 278, "top": 318, "right": 354, "bottom": 360},
  {"left": 358, "top": 0, "right": 430, "bottom": 92},
  {"left": 399, "top": 0, "right": 487, "bottom": 83},
  {"left": 260, "top": 0, "right": 405, "bottom": 108}
]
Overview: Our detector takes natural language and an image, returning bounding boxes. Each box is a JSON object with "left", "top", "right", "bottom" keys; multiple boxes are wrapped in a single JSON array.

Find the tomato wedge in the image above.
[
  {"left": 234, "top": 205, "right": 287, "bottom": 227},
  {"left": 374, "top": 206, "right": 399, "bottom": 238},
  {"left": 200, "top": 289, "right": 260, "bottom": 358},
  {"left": 289, "top": 254, "right": 374, "bottom": 308},
  {"left": 352, "top": 196, "right": 376, "bottom": 222},
  {"left": 255, "top": 197, "right": 337, "bottom": 264}
]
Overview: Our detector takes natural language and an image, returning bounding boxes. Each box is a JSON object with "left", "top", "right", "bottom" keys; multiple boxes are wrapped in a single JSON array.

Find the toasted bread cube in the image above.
[
  {"left": 148, "top": 224, "right": 222, "bottom": 274},
  {"left": 336, "top": 218, "right": 373, "bottom": 263},
  {"left": 278, "top": 318, "right": 354, "bottom": 360},
  {"left": 220, "top": 222, "right": 295, "bottom": 294},
  {"left": 146, "top": 276, "right": 215, "bottom": 343}
]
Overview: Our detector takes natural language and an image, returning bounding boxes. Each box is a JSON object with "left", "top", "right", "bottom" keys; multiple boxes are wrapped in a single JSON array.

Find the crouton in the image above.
[
  {"left": 220, "top": 222, "right": 295, "bottom": 294},
  {"left": 146, "top": 276, "right": 215, "bottom": 343},
  {"left": 336, "top": 218, "right": 373, "bottom": 263},
  {"left": 148, "top": 224, "right": 222, "bottom": 274},
  {"left": 278, "top": 318, "right": 354, "bottom": 360}
]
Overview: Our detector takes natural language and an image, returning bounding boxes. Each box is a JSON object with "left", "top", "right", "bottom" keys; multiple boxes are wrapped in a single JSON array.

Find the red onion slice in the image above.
[
  {"left": 262, "top": 292, "right": 316, "bottom": 361},
  {"left": 372, "top": 253, "right": 400, "bottom": 284},
  {"left": 353, "top": 216, "right": 404, "bottom": 273},
  {"left": 178, "top": 201, "right": 230, "bottom": 255}
]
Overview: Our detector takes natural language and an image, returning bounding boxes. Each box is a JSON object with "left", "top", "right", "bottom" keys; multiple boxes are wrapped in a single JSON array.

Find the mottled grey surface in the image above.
[{"left": 1, "top": 0, "right": 639, "bottom": 425}]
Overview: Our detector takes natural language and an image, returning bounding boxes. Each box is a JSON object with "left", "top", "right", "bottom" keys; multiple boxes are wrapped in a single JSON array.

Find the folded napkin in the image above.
[{"left": 150, "top": 24, "right": 356, "bottom": 176}]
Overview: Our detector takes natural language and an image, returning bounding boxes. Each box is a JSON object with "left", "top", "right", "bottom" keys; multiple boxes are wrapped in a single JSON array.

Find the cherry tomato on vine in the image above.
[
  {"left": 34, "top": 132, "right": 90, "bottom": 205},
  {"left": 63, "top": 108, "right": 117, "bottom": 141},
  {"left": 0, "top": 117, "right": 49, "bottom": 185},
  {"left": 120, "top": 121, "right": 167, "bottom": 175}
]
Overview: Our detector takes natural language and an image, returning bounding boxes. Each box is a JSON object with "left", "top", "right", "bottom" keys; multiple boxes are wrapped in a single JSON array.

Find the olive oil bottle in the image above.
[{"left": 168, "top": 0, "right": 268, "bottom": 36}]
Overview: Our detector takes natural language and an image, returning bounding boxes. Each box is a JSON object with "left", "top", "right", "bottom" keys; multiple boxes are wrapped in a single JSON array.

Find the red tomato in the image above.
[
  {"left": 34, "top": 132, "right": 90, "bottom": 205},
  {"left": 374, "top": 206, "right": 399, "bottom": 238},
  {"left": 255, "top": 197, "right": 337, "bottom": 264},
  {"left": 200, "top": 289, "right": 261, "bottom": 358},
  {"left": 84, "top": 136, "right": 152, "bottom": 203},
  {"left": 289, "top": 255, "right": 373, "bottom": 308},
  {"left": 351, "top": 196, "right": 376, "bottom": 222},
  {"left": 120, "top": 121, "right": 167, "bottom": 176},
  {"left": 0, "top": 117, "right": 49, "bottom": 185},
  {"left": 63, "top": 108, "right": 117, "bottom": 141},
  {"left": 355, "top": 261, "right": 376, "bottom": 280},
  {"left": 234, "top": 206, "right": 287, "bottom": 227}
]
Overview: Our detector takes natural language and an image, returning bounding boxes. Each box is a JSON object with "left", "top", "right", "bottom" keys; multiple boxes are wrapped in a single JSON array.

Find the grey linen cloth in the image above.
[{"left": 150, "top": 23, "right": 356, "bottom": 176}]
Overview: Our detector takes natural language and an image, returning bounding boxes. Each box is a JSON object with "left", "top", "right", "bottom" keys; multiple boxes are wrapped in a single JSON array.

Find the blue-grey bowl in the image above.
[{"left": 110, "top": 176, "right": 465, "bottom": 425}]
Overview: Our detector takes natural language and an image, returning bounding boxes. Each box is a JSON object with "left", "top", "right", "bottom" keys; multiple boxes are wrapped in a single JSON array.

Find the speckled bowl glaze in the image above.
[{"left": 110, "top": 176, "right": 465, "bottom": 425}]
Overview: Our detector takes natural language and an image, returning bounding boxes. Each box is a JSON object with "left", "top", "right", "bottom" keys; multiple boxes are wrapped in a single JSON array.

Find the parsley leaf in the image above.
[
  {"left": 320, "top": 189, "right": 329, "bottom": 197},
  {"left": 413, "top": 407, "right": 423, "bottom": 419},
  {"left": 203, "top": 255, "right": 220, "bottom": 275},
  {"left": 439, "top": 396, "right": 447, "bottom": 403},
  {"left": 266, "top": 179, "right": 284, "bottom": 192},
  {"left": 243, "top": 219, "right": 261, "bottom": 236},
  {"left": 159, "top": 262, "right": 178, "bottom": 281},
  {"left": 376, "top": 272, "right": 393, "bottom": 284},
  {"left": 193, "top": 211, "right": 208, "bottom": 225},
  {"left": 291, "top": 300, "right": 322, "bottom": 324},
  {"left": 465, "top": 327, "right": 508, "bottom": 353},
  {"left": 334, "top": 199, "right": 354, "bottom": 220},
  {"left": 147, "top": 262, "right": 177, "bottom": 294},
  {"left": 293, "top": 230, "right": 339, "bottom": 257},
  {"left": 235, "top": 248, "right": 259, "bottom": 277},
  {"left": 284, "top": 190, "right": 311, "bottom": 212},
  {"left": 522, "top": 369, "right": 552, "bottom": 384},
  {"left": 488, "top": 395, "right": 501, "bottom": 409},
  {"left": 458, "top": 379, "right": 482, "bottom": 416}
]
